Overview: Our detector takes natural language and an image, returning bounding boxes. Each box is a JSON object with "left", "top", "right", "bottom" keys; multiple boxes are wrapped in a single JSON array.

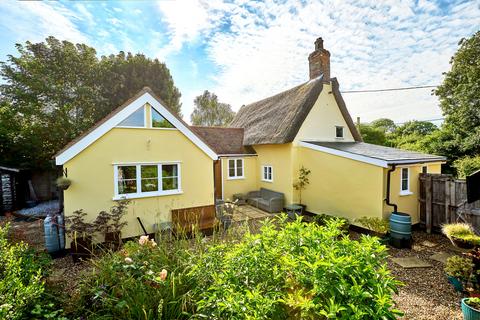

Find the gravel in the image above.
[{"left": 352, "top": 230, "right": 463, "bottom": 320}]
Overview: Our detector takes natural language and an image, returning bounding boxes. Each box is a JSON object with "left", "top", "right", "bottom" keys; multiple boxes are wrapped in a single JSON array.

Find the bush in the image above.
[
  {"left": 356, "top": 216, "right": 390, "bottom": 235},
  {"left": 445, "top": 256, "right": 474, "bottom": 280},
  {"left": 73, "top": 216, "right": 402, "bottom": 319},
  {"left": 453, "top": 155, "right": 480, "bottom": 178},
  {"left": 0, "top": 223, "right": 52, "bottom": 319}
]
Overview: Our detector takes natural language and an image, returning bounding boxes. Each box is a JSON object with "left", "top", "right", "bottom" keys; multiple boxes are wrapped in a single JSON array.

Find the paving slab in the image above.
[
  {"left": 412, "top": 244, "right": 426, "bottom": 252},
  {"left": 430, "top": 252, "right": 454, "bottom": 264},
  {"left": 420, "top": 240, "right": 438, "bottom": 248},
  {"left": 391, "top": 257, "right": 432, "bottom": 268}
]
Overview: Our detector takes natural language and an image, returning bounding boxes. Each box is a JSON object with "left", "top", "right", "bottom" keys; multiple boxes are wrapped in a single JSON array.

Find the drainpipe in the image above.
[{"left": 385, "top": 164, "right": 398, "bottom": 213}]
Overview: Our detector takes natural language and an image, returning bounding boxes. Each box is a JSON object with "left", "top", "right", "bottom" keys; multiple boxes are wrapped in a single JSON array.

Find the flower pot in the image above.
[
  {"left": 70, "top": 236, "right": 93, "bottom": 263},
  {"left": 451, "top": 236, "right": 475, "bottom": 249},
  {"left": 221, "top": 215, "right": 232, "bottom": 230},
  {"left": 462, "top": 298, "right": 480, "bottom": 320},
  {"left": 447, "top": 275, "right": 464, "bottom": 292},
  {"left": 105, "top": 231, "right": 122, "bottom": 250}
]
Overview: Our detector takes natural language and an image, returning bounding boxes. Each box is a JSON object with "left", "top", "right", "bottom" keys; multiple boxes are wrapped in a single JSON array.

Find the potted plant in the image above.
[
  {"left": 442, "top": 223, "right": 480, "bottom": 249},
  {"left": 56, "top": 176, "right": 72, "bottom": 190},
  {"left": 105, "top": 199, "right": 129, "bottom": 249},
  {"left": 65, "top": 209, "right": 95, "bottom": 262},
  {"left": 219, "top": 200, "right": 237, "bottom": 230},
  {"left": 462, "top": 297, "right": 480, "bottom": 320},
  {"left": 293, "top": 165, "right": 311, "bottom": 212},
  {"left": 444, "top": 255, "right": 474, "bottom": 292}
]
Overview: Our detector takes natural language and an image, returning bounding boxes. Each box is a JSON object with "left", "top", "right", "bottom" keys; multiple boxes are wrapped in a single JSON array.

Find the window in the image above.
[
  {"left": 118, "top": 106, "right": 145, "bottom": 127},
  {"left": 228, "top": 158, "right": 244, "bottom": 179},
  {"left": 152, "top": 107, "right": 175, "bottom": 128},
  {"left": 115, "top": 163, "right": 181, "bottom": 199},
  {"left": 422, "top": 166, "right": 428, "bottom": 174},
  {"left": 262, "top": 165, "right": 273, "bottom": 182},
  {"left": 400, "top": 167, "right": 410, "bottom": 195},
  {"left": 335, "top": 126, "right": 344, "bottom": 139}
]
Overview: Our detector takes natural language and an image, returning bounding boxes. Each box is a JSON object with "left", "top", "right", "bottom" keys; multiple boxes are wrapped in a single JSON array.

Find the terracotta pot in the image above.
[{"left": 70, "top": 236, "right": 93, "bottom": 263}]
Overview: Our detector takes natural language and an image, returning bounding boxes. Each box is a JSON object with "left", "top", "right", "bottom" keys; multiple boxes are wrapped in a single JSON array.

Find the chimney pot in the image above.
[{"left": 308, "top": 37, "right": 330, "bottom": 81}]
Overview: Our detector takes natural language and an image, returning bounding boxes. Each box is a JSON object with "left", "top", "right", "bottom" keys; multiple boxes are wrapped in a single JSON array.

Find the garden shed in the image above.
[{"left": 0, "top": 165, "right": 25, "bottom": 214}]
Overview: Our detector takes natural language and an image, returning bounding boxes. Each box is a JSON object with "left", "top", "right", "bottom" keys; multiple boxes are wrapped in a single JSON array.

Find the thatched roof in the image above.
[
  {"left": 190, "top": 126, "right": 256, "bottom": 155},
  {"left": 230, "top": 76, "right": 362, "bottom": 145}
]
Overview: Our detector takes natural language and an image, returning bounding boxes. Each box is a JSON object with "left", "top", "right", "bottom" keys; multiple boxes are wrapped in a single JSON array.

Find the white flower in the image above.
[
  {"left": 139, "top": 235, "right": 149, "bottom": 245},
  {"left": 124, "top": 257, "right": 133, "bottom": 264}
]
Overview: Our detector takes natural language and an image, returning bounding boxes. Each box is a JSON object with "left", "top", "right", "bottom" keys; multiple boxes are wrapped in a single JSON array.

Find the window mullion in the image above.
[
  {"left": 136, "top": 165, "right": 141, "bottom": 194},
  {"left": 159, "top": 164, "right": 163, "bottom": 191}
]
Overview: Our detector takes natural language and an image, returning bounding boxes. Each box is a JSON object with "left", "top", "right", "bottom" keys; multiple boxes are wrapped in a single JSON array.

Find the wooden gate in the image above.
[{"left": 419, "top": 173, "right": 480, "bottom": 233}]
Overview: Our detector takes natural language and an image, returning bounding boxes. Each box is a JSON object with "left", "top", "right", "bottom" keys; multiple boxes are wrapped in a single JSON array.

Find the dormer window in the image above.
[{"left": 335, "top": 126, "right": 344, "bottom": 139}]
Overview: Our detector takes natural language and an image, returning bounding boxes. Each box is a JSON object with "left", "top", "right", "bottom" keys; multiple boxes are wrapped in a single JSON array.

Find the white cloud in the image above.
[
  {"left": 0, "top": 0, "right": 87, "bottom": 44},
  {"left": 165, "top": 0, "right": 480, "bottom": 123}
]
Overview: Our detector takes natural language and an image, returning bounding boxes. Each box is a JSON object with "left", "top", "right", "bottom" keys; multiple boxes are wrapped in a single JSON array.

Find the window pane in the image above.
[
  {"left": 141, "top": 165, "right": 158, "bottom": 179},
  {"left": 162, "top": 177, "right": 178, "bottom": 190},
  {"left": 402, "top": 168, "right": 408, "bottom": 179},
  {"left": 236, "top": 160, "right": 243, "bottom": 176},
  {"left": 229, "top": 168, "right": 235, "bottom": 177},
  {"left": 263, "top": 167, "right": 267, "bottom": 179},
  {"left": 162, "top": 164, "right": 178, "bottom": 177},
  {"left": 152, "top": 108, "right": 175, "bottom": 128},
  {"left": 336, "top": 126, "right": 343, "bottom": 138},
  {"left": 118, "top": 179, "right": 137, "bottom": 194},
  {"left": 118, "top": 107, "right": 145, "bottom": 127},
  {"left": 402, "top": 179, "right": 408, "bottom": 191},
  {"left": 268, "top": 167, "right": 272, "bottom": 180},
  {"left": 142, "top": 179, "right": 158, "bottom": 192},
  {"left": 118, "top": 166, "right": 136, "bottom": 180}
]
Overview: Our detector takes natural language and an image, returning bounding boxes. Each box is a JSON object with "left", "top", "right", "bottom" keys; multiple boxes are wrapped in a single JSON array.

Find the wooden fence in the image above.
[{"left": 419, "top": 173, "right": 480, "bottom": 233}]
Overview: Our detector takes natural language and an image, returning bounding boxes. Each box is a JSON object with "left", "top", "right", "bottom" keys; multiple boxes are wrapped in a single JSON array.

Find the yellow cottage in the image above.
[{"left": 56, "top": 37, "right": 445, "bottom": 240}]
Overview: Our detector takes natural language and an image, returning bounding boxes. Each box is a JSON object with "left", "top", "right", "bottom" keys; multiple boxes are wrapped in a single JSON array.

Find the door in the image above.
[{"left": 213, "top": 160, "right": 222, "bottom": 200}]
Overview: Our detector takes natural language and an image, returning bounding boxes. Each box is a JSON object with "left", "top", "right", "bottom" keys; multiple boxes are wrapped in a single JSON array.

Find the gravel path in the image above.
[{"left": 351, "top": 230, "right": 463, "bottom": 320}]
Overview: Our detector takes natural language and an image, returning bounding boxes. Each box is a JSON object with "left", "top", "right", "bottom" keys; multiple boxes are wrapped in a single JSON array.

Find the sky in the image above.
[{"left": 0, "top": 0, "right": 479, "bottom": 124}]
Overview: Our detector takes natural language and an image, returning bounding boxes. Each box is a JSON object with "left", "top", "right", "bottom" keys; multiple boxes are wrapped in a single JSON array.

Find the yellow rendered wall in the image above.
[
  {"left": 294, "top": 83, "right": 355, "bottom": 143},
  {"left": 222, "top": 156, "right": 258, "bottom": 201},
  {"left": 63, "top": 127, "right": 214, "bottom": 243},
  {"left": 254, "top": 144, "right": 294, "bottom": 204},
  {"left": 383, "top": 162, "right": 443, "bottom": 224},
  {"left": 297, "top": 146, "right": 385, "bottom": 222}
]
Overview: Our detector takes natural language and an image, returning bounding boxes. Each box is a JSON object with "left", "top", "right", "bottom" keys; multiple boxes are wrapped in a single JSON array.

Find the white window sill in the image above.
[
  {"left": 261, "top": 179, "right": 273, "bottom": 183},
  {"left": 399, "top": 191, "right": 413, "bottom": 196},
  {"left": 335, "top": 137, "right": 344, "bottom": 140},
  {"left": 227, "top": 176, "right": 245, "bottom": 180},
  {"left": 113, "top": 189, "right": 183, "bottom": 200}
]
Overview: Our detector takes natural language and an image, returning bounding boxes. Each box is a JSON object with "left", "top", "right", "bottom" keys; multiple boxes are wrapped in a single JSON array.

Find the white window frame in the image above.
[
  {"left": 335, "top": 126, "right": 344, "bottom": 139},
  {"left": 113, "top": 162, "right": 182, "bottom": 200},
  {"left": 399, "top": 167, "right": 412, "bottom": 196},
  {"left": 227, "top": 158, "right": 244, "bottom": 180},
  {"left": 261, "top": 165, "right": 273, "bottom": 182}
]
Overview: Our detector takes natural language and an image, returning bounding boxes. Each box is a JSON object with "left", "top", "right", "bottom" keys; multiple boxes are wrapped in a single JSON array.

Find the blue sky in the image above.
[{"left": 0, "top": 0, "right": 479, "bottom": 124}]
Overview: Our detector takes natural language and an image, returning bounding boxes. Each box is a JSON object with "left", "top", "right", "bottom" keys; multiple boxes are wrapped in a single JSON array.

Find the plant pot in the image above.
[
  {"left": 105, "top": 231, "right": 122, "bottom": 250},
  {"left": 70, "top": 236, "right": 93, "bottom": 263},
  {"left": 292, "top": 204, "right": 306, "bottom": 214},
  {"left": 447, "top": 275, "right": 464, "bottom": 292},
  {"left": 462, "top": 298, "right": 480, "bottom": 320},
  {"left": 221, "top": 215, "right": 232, "bottom": 230},
  {"left": 451, "top": 236, "right": 475, "bottom": 249}
]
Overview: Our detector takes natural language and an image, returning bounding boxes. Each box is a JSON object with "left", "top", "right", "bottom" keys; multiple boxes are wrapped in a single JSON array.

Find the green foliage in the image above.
[
  {"left": 444, "top": 256, "right": 474, "bottom": 280},
  {"left": 0, "top": 36, "right": 181, "bottom": 169},
  {"left": 293, "top": 165, "right": 311, "bottom": 205},
  {"left": 358, "top": 124, "right": 387, "bottom": 146},
  {"left": 436, "top": 31, "right": 480, "bottom": 157},
  {"left": 72, "top": 217, "right": 401, "bottom": 319},
  {"left": 371, "top": 118, "right": 396, "bottom": 133},
  {"left": 191, "top": 90, "right": 235, "bottom": 126},
  {"left": 356, "top": 216, "right": 390, "bottom": 235},
  {"left": 466, "top": 297, "right": 480, "bottom": 310},
  {"left": 0, "top": 223, "right": 52, "bottom": 320},
  {"left": 453, "top": 155, "right": 480, "bottom": 178}
]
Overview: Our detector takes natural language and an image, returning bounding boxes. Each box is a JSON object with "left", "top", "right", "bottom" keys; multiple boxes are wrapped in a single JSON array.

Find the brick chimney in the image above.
[{"left": 308, "top": 37, "right": 330, "bottom": 81}]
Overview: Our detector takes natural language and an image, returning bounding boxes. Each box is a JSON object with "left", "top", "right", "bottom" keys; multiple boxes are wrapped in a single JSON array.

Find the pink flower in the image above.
[
  {"left": 124, "top": 257, "right": 133, "bottom": 264},
  {"left": 139, "top": 235, "right": 149, "bottom": 246},
  {"left": 159, "top": 269, "right": 167, "bottom": 281}
]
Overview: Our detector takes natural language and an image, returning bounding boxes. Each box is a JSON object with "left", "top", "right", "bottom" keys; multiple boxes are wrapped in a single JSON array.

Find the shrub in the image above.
[
  {"left": 356, "top": 216, "right": 390, "bottom": 235},
  {"left": 445, "top": 256, "right": 474, "bottom": 280},
  {"left": 466, "top": 297, "right": 480, "bottom": 310},
  {"left": 453, "top": 155, "right": 480, "bottom": 178},
  {"left": 442, "top": 223, "right": 480, "bottom": 245},
  {"left": 0, "top": 223, "right": 52, "bottom": 320}
]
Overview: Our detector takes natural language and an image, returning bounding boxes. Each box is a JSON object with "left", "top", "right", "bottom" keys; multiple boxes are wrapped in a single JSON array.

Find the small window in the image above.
[
  {"left": 335, "top": 126, "right": 344, "bottom": 139},
  {"left": 152, "top": 107, "right": 175, "bottom": 128},
  {"left": 115, "top": 163, "right": 181, "bottom": 199},
  {"left": 400, "top": 167, "right": 410, "bottom": 193},
  {"left": 118, "top": 106, "right": 145, "bottom": 127},
  {"left": 422, "top": 166, "right": 428, "bottom": 174},
  {"left": 262, "top": 165, "right": 273, "bottom": 182},
  {"left": 228, "top": 158, "right": 244, "bottom": 179}
]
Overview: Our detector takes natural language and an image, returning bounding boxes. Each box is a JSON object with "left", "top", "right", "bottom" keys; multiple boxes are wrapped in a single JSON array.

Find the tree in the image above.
[
  {"left": 358, "top": 124, "right": 387, "bottom": 146},
  {"left": 393, "top": 120, "right": 438, "bottom": 136},
  {"left": 371, "top": 118, "right": 396, "bottom": 133},
  {"left": 191, "top": 90, "right": 235, "bottom": 126},
  {"left": 0, "top": 37, "right": 182, "bottom": 169},
  {"left": 436, "top": 31, "right": 480, "bottom": 157}
]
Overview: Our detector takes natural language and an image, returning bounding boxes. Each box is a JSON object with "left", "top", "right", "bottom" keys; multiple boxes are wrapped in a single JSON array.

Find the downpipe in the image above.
[{"left": 385, "top": 164, "right": 398, "bottom": 213}]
